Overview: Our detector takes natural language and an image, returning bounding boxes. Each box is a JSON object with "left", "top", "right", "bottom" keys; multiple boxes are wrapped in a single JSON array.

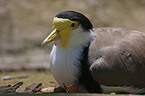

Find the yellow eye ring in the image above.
[{"left": 70, "top": 21, "right": 79, "bottom": 29}]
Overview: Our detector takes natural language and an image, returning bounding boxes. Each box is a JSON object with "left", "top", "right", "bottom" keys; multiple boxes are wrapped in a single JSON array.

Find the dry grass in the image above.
[{"left": 0, "top": 71, "right": 57, "bottom": 92}]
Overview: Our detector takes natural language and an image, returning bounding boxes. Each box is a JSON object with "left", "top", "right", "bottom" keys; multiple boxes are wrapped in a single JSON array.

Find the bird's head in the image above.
[{"left": 41, "top": 11, "right": 95, "bottom": 48}]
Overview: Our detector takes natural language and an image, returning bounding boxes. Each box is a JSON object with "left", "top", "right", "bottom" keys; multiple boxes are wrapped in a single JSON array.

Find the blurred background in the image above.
[{"left": 0, "top": 0, "right": 145, "bottom": 70}]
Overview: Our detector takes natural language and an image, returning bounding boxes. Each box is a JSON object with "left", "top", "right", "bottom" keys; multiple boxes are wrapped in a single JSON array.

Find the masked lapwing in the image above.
[{"left": 41, "top": 11, "right": 145, "bottom": 93}]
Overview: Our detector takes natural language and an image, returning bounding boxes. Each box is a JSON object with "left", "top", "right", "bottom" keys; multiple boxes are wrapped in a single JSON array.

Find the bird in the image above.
[{"left": 41, "top": 11, "right": 145, "bottom": 93}]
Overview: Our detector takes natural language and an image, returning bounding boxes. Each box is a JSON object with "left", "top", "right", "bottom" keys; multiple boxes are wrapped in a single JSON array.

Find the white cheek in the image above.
[{"left": 67, "top": 26, "right": 95, "bottom": 49}]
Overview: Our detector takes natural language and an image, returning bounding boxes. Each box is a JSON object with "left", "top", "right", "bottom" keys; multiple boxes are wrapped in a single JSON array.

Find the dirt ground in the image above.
[{"left": 0, "top": 71, "right": 143, "bottom": 95}]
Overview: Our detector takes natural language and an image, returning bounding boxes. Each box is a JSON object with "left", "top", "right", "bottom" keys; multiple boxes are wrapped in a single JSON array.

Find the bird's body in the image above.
[{"left": 41, "top": 11, "right": 145, "bottom": 93}]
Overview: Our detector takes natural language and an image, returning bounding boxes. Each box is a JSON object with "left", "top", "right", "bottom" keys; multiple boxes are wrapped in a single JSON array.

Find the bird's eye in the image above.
[
  {"left": 71, "top": 23, "right": 75, "bottom": 27},
  {"left": 71, "top": 22, "right": 79, "bottom": 29}
]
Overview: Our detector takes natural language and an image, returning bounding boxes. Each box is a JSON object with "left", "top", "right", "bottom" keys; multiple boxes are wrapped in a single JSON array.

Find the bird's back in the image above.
[{"left": 89, "top": 27, "right": 145, "bottom": 88}]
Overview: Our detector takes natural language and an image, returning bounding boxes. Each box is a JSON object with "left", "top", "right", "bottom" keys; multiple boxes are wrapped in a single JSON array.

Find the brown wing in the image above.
[{"left": 89, "top": 27, "right": 145, "bottom": 88}]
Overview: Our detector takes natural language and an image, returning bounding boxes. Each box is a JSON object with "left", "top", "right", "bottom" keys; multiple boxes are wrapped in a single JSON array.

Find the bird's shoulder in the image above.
[{"left": 89, "top": 27, "right": 145, "bottom": 72}]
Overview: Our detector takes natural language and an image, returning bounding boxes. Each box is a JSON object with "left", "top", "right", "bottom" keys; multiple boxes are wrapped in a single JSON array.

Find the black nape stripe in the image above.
[
  {"left": 78, "top": 43, "right": 102, "bottom": 93},
  {"left": 55, "top": 11, "right": 93, "bottom": 31}
]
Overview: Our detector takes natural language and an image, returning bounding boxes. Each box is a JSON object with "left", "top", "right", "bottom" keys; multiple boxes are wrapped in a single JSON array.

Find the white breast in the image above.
[
  {"left": 50, "top": 45, "right": 84, "bottom": 87},
  {"left": 49, "top": 26, "right": 95, "bottom": 88}
]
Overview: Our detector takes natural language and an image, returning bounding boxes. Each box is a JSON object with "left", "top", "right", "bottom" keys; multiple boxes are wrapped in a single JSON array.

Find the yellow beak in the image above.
[
  {"left": 41, "top": 17, "right": 79, "bottom": 47},
  {"left": 41, "top": 28, "right": 59, "bottom": 47}
]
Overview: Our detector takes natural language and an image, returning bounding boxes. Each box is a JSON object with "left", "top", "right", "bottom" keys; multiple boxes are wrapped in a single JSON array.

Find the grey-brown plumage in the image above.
[{"left": 89, "top": 27, "right": 145, "bottom": 89}]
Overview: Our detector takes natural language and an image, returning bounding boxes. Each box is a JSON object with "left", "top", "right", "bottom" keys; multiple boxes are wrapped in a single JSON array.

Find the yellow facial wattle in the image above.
[{"left": 41, "top": 17, "right": 79, "bottom": 47}]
